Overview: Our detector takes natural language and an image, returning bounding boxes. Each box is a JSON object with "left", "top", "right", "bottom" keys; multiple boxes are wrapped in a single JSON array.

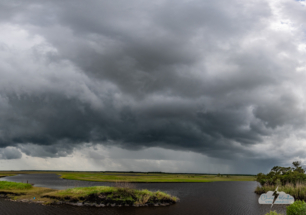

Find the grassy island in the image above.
[{"left": 0, "top": 181, "right": 178, "bottom": 207}]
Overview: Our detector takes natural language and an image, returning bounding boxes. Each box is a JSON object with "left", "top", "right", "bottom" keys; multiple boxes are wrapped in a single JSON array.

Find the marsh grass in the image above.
[
  {"left": 255, "top": 182, "right": 306, "bottom": 201},
  {"left": 0, "top": 181, "right": 32, "bottom": 190},
  {"left": 44, "top": 185, "right": 178, "bottom": 204},
  {"left": 59, "top": 172, "right": 255, "bottom": 183},
  {"left": 8, "top": 187, "right": 56, "bottom": 203},
  {"left": 0, "top": 180, "right": 178, "bottom": 206},
  {"left": 0, "top": 181, "right": 56, "bottom": 204},
  {"left": 51, "top": 186, "right": 117, "bottom": 197},
  {"left": 0, "top": 171, "right": 255, "bottom": 183}
]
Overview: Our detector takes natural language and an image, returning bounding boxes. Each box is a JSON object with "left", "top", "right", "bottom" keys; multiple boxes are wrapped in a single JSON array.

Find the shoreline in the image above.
[
  {"left": 0, "top": 182, "right": 178, "bottom": 208},
  {"left": 1, "top": 196, "right": 174, "bottom": 207}
]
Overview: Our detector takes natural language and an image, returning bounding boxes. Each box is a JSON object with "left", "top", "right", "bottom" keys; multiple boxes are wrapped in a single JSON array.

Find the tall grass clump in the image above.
[
  {"left": 45, "top": 185, "right": 178, "bottom": 205},
  {"left": 0, "top": 181, "right": 32, "bottom": 190},
  {"left": 255, "top": 182, "right": 306, "bottom": 201},
  {"left": 287, "top": 200, "right": 306, "bottom": 215},
  {"left": 53, "top": 186, "right": 117, "bottom": 197}
]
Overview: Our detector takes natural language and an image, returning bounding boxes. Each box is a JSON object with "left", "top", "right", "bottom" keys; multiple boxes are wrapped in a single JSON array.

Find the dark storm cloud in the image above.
[
  {"left": 0, "top": 93, "right": 262, "bottom": 159},
  {"left": 0, "top": 0, "right": 306, "bottom": 171}
]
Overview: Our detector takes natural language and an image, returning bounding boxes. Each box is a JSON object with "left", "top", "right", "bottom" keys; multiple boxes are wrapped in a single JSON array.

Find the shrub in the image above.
[
  {"left": 256, "top": 161, "right": 306, "bottom": 186},
  {"left": 265, "top": 211, "right": 283, "bottom": 215},
  {"left": 287, "top": 200, "right": 306, "bottom": 215}
]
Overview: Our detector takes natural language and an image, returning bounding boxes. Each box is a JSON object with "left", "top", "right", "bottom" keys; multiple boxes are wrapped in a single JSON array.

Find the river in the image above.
[{"left": 0, "top": 174, "right": 287, "bottom": 215}]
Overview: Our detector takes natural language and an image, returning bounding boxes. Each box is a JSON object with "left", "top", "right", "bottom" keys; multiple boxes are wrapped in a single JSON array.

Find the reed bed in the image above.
[{"left": 255, "top": 182, "right": 306, "bottom": 201}]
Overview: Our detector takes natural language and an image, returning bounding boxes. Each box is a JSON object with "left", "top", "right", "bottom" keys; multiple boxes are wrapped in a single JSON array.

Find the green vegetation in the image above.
[
  {"left": 0, "top": 181, "right": 178, "bottom": 206},
  {"left": 265, "top": 211, "right": 283, "bottom": 215},
  {"left": 0, "top": 174, "right": 14, "bottom": 178},
  {"left": 266, "top": 200, "right": 306, "bottom": 215},
  {"left": 53, "top": 186, "right": 119, "bottom": 197},
  {"left": 44, "top": 186, "right": 178, "bottom": 205},
  {"left": 255, "top": 161, "right": 306, "bottom": 201},
  {"left": 59, "top": 172, "right": 255, "bottom": 183},
  {"left": 255, "top": 182, "right": 306, "bottom": 201},
  {"left": 256, "top": 161, "right": 306, "bottom": 186},
  {"left": 0, "top": 181, "right": 32, "bottom": 190},
  {"left": 0, "top": 171, "right": 255, "bottom": 182},
  {"left": 287, "top": 200, "right": 306, "bottom": 215},
  {"left": 0, "top": 181, "right": 56, "bottom": 204},
  {"left": 7, "top": 187, "right": 57, "bottom": 203}
]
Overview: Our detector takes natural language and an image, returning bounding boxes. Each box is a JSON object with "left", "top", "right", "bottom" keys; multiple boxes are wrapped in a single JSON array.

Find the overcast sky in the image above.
[{"left": 0, "top": 0, "right": 306, "bottom": 174}]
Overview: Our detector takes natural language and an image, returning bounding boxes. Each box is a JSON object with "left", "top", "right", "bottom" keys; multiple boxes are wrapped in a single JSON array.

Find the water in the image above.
[{"left": 0, "top": 174, "right": 287, "bottom": 215}]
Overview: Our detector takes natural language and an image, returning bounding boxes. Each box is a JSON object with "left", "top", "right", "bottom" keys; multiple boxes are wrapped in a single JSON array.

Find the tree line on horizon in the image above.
[{"left": 256, "top": 161, "right": 306, "bottom": 186}]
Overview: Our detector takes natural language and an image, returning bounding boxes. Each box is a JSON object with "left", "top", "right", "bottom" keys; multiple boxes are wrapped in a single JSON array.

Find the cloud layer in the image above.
[{"left": 0, "top": 0, "right": 306, "bottom": 173}]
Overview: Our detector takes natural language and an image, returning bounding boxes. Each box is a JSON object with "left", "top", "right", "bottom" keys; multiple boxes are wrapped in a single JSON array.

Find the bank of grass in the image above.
[
  {"left": 0, "top": 181, "right": 56, "bottom": 204},
  {"left": 0, "top": 181, "right": 32, "bottom": 190},
  {"left": 8, "top": 187, "right": 57, "bottom": 203},
  {"left": 0, "top": 181, "right": 178, "bottom": 206},
  {"left": 0, "top": 171, "right": 256, "bottom": 182},
  {"left": 44, "top": 186, "right": 178, "bottom": 205},
  {"left": 0, "top": 173, "right": 16, "bottom": 178},
  {"left": 255, "top": 182, "right": 306, "bottom": 201},
  {"left": 59, "top": 173, "right": 256, "bottom": 183}
]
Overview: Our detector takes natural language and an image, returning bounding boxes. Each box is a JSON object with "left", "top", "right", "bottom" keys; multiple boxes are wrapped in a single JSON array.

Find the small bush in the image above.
[
  {"left": 265, "top": 211, "right": 283, "bottom": 215},
  {"left": 287, "top": 200, "right": 306, "bottom": 215}
]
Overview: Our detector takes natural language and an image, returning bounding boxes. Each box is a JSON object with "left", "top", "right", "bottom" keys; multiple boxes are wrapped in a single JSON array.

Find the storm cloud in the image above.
[{"left": 0, "top": 0, "right": 306, "bottom": 173}]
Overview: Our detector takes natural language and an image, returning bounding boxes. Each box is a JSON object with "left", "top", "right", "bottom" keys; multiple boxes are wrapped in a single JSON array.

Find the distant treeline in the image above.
[{"left": 256, "top": 161, "right": 306, "bottom": 186}]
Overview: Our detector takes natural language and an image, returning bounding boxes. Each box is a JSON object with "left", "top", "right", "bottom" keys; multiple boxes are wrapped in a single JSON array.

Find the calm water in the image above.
[{"left": 0, "top": 174, "right": 287, "bottom": 215}]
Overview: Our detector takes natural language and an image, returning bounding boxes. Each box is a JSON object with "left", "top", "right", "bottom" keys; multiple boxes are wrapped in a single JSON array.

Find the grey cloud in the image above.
[
  {"left": 3, "top": 0, "right": 272, "bottom": 98},
  {"left": 0, "top": 0, "right": 305, "bottom": 172},
  {"left": 253, "top": 92, "right": 306, "bottom": 129},
  {"left": 17, "top": 143, "right": 74, "bottom": 158},
  {"left": 0, "top": 147, "right": 22, "bottom": 160}
]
